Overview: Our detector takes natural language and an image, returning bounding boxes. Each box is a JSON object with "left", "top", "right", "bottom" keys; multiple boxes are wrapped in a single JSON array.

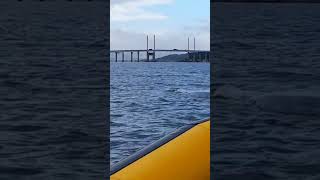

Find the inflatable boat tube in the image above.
[{"left": 110, "top": 119, "right": 210, "bottom": 180}]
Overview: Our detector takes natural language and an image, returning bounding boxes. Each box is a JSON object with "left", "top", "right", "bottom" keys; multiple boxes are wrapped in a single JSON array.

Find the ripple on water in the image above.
[{"left": 110, "top": 62, "right": 209, "bottom": 164}]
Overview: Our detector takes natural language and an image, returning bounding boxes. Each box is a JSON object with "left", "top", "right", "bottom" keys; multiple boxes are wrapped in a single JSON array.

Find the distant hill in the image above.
[
  {"left": 141, "top": 53, "right": 208, "bottom": 62},
  {"left": 151, "top": 54, "right": 190, "bottom": 62}
]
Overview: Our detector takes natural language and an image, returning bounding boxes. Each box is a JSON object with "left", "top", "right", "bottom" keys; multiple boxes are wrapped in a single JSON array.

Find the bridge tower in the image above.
[
  {"left": 146, "top": 35, "right": 156, "bottom": 62},
  {"left": 147, "top": 35, "right": 149, "bottom": 61},
  {"left": 153, "top": 34, "right": 156, "bottom": 61},
  {"left": 187, "top": 37, "right": 197, "bottom": 61}
]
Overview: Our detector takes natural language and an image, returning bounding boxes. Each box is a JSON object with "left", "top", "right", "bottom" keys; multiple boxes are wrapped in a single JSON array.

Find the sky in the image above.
[{"left": 110, "top": 0, "right": 210, "bottom": 51}]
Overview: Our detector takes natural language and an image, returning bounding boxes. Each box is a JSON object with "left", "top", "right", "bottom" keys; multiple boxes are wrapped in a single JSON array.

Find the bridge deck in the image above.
[{"left": 110, "top": 49, "right": 209, "bottom": 53}]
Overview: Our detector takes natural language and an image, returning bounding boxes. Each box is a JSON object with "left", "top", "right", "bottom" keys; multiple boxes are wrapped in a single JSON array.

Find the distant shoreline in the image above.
[{"left": 112, "top": 53, "right": 209, "bottom": 62}]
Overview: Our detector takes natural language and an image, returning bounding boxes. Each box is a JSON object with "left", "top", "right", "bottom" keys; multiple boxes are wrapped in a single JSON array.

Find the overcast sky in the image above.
[{"left": 110, "top": 0, "right": 210, "bottom": 51}]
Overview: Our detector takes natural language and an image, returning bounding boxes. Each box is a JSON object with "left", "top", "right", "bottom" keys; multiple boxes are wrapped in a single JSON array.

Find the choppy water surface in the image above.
[
  {"left": 0, "top": 2, "right": 107, "bottom": 179},
  {"left": 110, "top": 62, "right": 209, "bottom": 165},
  {"left": 212, "top": 3, "right": 320, "bottom": 180}
]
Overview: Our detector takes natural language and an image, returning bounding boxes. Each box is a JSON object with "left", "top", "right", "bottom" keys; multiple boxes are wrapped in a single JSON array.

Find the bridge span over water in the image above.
[{"left": 110, "top": 35, "right": 209, "bottom": 62}]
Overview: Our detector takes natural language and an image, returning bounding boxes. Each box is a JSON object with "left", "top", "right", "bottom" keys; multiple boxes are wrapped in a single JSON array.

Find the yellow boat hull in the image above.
[{"left": 110, "top": 119, "right": 210, "bottom": 180}]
